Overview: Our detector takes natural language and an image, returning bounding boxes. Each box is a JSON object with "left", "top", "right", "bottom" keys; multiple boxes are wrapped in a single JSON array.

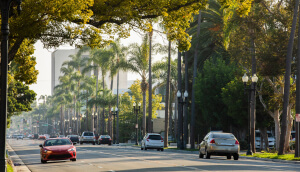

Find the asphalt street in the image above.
[{"left": 7, "top": 139, "right": 300, "bottom": 172}]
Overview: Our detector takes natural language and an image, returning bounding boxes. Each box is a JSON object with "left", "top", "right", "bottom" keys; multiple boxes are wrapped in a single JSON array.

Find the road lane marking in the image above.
[{"left": 98, "top": 166, "right": 103, "bottom": 168}]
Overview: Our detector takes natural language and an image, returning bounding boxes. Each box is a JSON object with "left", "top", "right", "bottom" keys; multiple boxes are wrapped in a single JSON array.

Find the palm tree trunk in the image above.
[
  {"left": 116, "top": 71, "right": 120, "bottom": 144},
  {"left": 177, "top": 50, "right": 182, "bottom": 149},
  {"left": 184, "top": 51, "right": 188, "bottom": 147},
  {"left": 164, "top": 40, "right": 171, "bottom": 147},
  {"left": 86, "top": 92, "right": 89, "bottom": 131},
  {"left": 148, "top": 31, "right": 153, "bottom": 133},
  {"left": 102, "top": 75, "right": 105, "bottom": 134},
  {"left": 191, "top": 11, "right": 201, "bottom": 149},
  {"left": 142, "top": 82, "right": 147, "bottom": 137},
  {"left": 279, "top": 0, "right": 299, "bottom": 155},
  {"left": 250, "top": 27, "right": 257, "bottom": 153}
]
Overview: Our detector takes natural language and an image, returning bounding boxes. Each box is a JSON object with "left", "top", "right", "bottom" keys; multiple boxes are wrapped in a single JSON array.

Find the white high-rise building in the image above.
[{"left": 51, "top": 49, "right": 128, "bottom": 95}]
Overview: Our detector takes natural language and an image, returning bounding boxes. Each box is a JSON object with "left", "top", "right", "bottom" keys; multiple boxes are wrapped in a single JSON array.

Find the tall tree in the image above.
[
  {"left": 118, "top": 35, "right": 150, "bottom": 136},
  {"left": 279, "top": 0, "right": 300, "bottom": 155}
]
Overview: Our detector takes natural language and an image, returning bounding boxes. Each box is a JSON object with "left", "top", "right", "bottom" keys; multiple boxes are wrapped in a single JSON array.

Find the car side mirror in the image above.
[{"left": 39, "top": 144, "right": 43, "bottom": 148}]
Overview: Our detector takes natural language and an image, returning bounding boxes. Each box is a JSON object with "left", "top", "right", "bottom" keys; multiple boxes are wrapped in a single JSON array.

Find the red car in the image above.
[
  {"left": 39, "top": 138, "right": 77, "bottom": 163},
  {"left": 38, "top": 135, "right": 46, "bottom": 140}
]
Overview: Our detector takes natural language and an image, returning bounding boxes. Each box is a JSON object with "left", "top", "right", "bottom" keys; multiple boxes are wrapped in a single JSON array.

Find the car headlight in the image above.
[
  {"left": 44, "top": 149, "right": 49, "bottom": 153},
  {"left": 68, "top": 148, "right": 75, "bottom": 152}
]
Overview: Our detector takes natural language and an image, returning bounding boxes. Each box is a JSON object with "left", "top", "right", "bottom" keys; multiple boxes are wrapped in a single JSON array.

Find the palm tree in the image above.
[
  {"left": 87, "top": 47, "right": 114, "bottom": 134},
  {"left": 62, "top": 47, "right": 89, "bottom": 134},
  {"left": 118, "top": 35, "right": 150, "bottom": 136},
  {"left": 152, "top": 56, "right": 178, "bottom": 147},
  {"left": 109, "top": 40, "right": 128, "bottom": 143}
]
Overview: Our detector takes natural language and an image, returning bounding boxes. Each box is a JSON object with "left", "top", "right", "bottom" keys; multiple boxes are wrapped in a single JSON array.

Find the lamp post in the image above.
[
  {"left": 177, "top": 90, "right": 188, "bottom": 150},
  {"left": 133, "top": 102, "right": 141, "bottom": 145},
  {"left": 242, "top": 73, "right": 258, "bottom": 155},
  {"left": 0, "top": 0, "right": 21, "bottom": 171},
  {"left": 111, "top": 107, "right": 118, "bottom": 144}
]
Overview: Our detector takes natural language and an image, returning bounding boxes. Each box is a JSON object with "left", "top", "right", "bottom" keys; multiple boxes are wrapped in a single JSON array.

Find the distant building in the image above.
[{"left": 51, "top": 49, "right": 128, "bottom": 95}]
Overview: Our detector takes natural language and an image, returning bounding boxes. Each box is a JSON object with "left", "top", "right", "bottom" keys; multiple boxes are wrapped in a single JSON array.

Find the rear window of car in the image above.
[
  {"left": 211, "top": 133, "right": 234, "bottom": 139},
  {"left": 83, "top": 132, "right": 94, "bottom": 136},
  {"left": 101, "top": 135, "right": 111, "bottom": 138},
  {"left": 149, "top": 135, "right": 162, "bottom": 140}
]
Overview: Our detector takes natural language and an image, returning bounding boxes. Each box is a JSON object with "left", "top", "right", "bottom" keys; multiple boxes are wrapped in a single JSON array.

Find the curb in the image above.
[
  {"left": 6, "top": 143, "right": 31, "bottom": 172},
  {"left": 240, "top": 155, "right": 300, "bottom": 164}
]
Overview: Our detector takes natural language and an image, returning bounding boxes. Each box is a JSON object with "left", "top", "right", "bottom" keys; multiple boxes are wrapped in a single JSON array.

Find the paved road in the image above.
[{"left": 7, "top": 139, "right": 300, "bottom": 172}]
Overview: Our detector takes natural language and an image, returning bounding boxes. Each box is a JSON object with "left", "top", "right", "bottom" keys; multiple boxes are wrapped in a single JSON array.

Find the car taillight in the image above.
[
  {"left": 210, "top": 139, "right": 215, "bottom": 144},
  {"left": 100, "top": 139, "right": 103, "bottom": 140},
  {"left": 147, "top": 136, "right": 149, "bottom": 142},
  {"left": 161, "top": 137, "right": 163, "bottom": 142},
  {"left": 235, "top": 140, "right": 239, "bottom": 145},
  {"left": 109, "top": 139, "right": 111, "bottom": 141}
]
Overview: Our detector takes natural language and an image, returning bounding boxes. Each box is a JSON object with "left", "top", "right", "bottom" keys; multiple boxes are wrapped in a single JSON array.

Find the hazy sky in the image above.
[{"left": 29, "top": 29, "right": 169, "bottom": 101}]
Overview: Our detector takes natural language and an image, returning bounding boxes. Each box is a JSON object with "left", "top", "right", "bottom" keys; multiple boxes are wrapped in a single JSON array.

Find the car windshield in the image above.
[
  {"left": 45, "top": 139, "right": 72, "bottom": 146},
  {"left": 101, "top": 135, "right": 110, "bottom": 138},
  {"left": 211, "top": 133, "right": 234, "bottom": 139},
  {"left": 149, "top": 135, "right": 161, "bottom": 140},
  {"left": 83, "top": 132, "right": 93, "bottom": 136}
]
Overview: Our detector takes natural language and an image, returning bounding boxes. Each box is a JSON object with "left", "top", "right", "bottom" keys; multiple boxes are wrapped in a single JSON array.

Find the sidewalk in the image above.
[{"left": 6, "top": 143, "right": 31, "bottom": 172}]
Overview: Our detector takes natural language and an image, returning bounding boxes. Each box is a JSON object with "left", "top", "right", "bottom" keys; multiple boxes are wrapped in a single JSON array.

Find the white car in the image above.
[
  {"left": 255, "top": 130, "right": 275, "bottom": 149},
  {"left": 141, "top": 133, "right": 164, "bottom": 151},
  {"left": 79, "top": 131, "right": 96, "bottom": 145},
  {"left": 16, "top": 134, "right": 24, "bottom": 140}
]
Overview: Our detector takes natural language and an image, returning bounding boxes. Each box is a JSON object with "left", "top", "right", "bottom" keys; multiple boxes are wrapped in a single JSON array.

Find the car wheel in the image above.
[
  {"left": 80, "top": 142, "right": 83, "bottom": 145},
  {"left": 233, "top": 153, "right": 239, "bottom": 160},
  {"left": 141, "top": 147, "right": 144, "bottom": 150},
  {"left": 227, "top": 155, "right": 231, "bottom": 159},
  {"left": 205, "top": 149, "right": 210, "bottom": 159},
  {"left": 161, "top": 148, "right": 164, "bottom": 151},
  {"left": 71, "top": 158, "right": 76, "bottom": 161},
  {"left": 41, "top": 159, "right": 47, "bottom": 163},
  {"left": 199, "top": 151, "right": 204, "bottom": 158},
  {"left": 93, "top": 142, "right": 95, "bottom": 145},
  {"left": 157, "top": 149, "right": 160, "bottom": 151}
]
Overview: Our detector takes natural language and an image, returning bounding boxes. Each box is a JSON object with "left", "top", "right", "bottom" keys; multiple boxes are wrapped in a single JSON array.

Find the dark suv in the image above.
[{"left": 79, "top": 131, "right": 96, "bottom": 145}]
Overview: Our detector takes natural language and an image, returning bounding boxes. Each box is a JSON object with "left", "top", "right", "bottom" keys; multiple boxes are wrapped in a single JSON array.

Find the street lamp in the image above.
[
  {"left": 133, "top": 102, "right": 141, "bottom": 145},
  {"left": 111, "top": 107, "right": 118, "bottom": 144},
  {"left": 0, "top": 0, "right": 22, "bottom": 171},
  {"left": 177, "top": 90, "right": 188, "bottom": 150},
  {"left": 242, "top": 73, "right": 258, "bottom": 155}
]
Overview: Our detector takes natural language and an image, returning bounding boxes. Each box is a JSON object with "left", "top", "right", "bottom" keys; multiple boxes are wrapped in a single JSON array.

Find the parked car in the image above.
[
  {"left": 141, "top": 133, "right": 164, "bottom": 151},
  {"left": 39, "top": 138, "right": 76, "bottom": 163},
  {"left": 98, "top": 135, "right": 112, "bottom": 145},
  {"left": 33, "top": 134, "right": 39, "bottom": 139},
  {"left": 69, "top": 135, "right": 80, "bottom": 143},
  {"left": 199, "top": 132, "right": 240, "bottom": 160},
  {"left": 255, "top": 130, "right": 275, "bottom": 149},
  {"left": 79, "top": 131, "right": 96, "bottom": 145},
  {"left": 59, "top": 135, "right": 65, "bottom": 138},
  {"left": 16, "top": 134, "right": 24, "bottom": 140},
  {"left": 291, "top": 131, "right": 295, "bottom": 141}
]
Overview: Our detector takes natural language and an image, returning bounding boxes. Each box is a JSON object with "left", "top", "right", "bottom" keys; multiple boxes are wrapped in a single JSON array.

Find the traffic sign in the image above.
[{"left": 296, "top": 114, "right": 300, "bottom": 122}]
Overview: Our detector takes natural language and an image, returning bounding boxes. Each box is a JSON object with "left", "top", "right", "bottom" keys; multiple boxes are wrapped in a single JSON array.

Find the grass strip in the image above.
[
  {"left": 241, "top": 152, "right": 300, "bottom": 161},
  {"left": 7, "top": 163, "right": 13, "bottom": 172}
]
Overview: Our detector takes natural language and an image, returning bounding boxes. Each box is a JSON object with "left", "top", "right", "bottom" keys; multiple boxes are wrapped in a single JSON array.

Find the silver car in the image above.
[
  {"left": 199, "top": 132, "right": 240, "bottom": 160},
  {"left": 79, "top": 131, "right": 96, "bottom": 145}
]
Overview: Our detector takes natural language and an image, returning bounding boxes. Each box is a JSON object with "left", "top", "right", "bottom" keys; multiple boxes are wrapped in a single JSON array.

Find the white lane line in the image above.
[
  {"left": 88, "top": 163, "right": 93, "bottom": 165},
  {"left": 98, "top": 166, "right": 103, "bottom": 168}
]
